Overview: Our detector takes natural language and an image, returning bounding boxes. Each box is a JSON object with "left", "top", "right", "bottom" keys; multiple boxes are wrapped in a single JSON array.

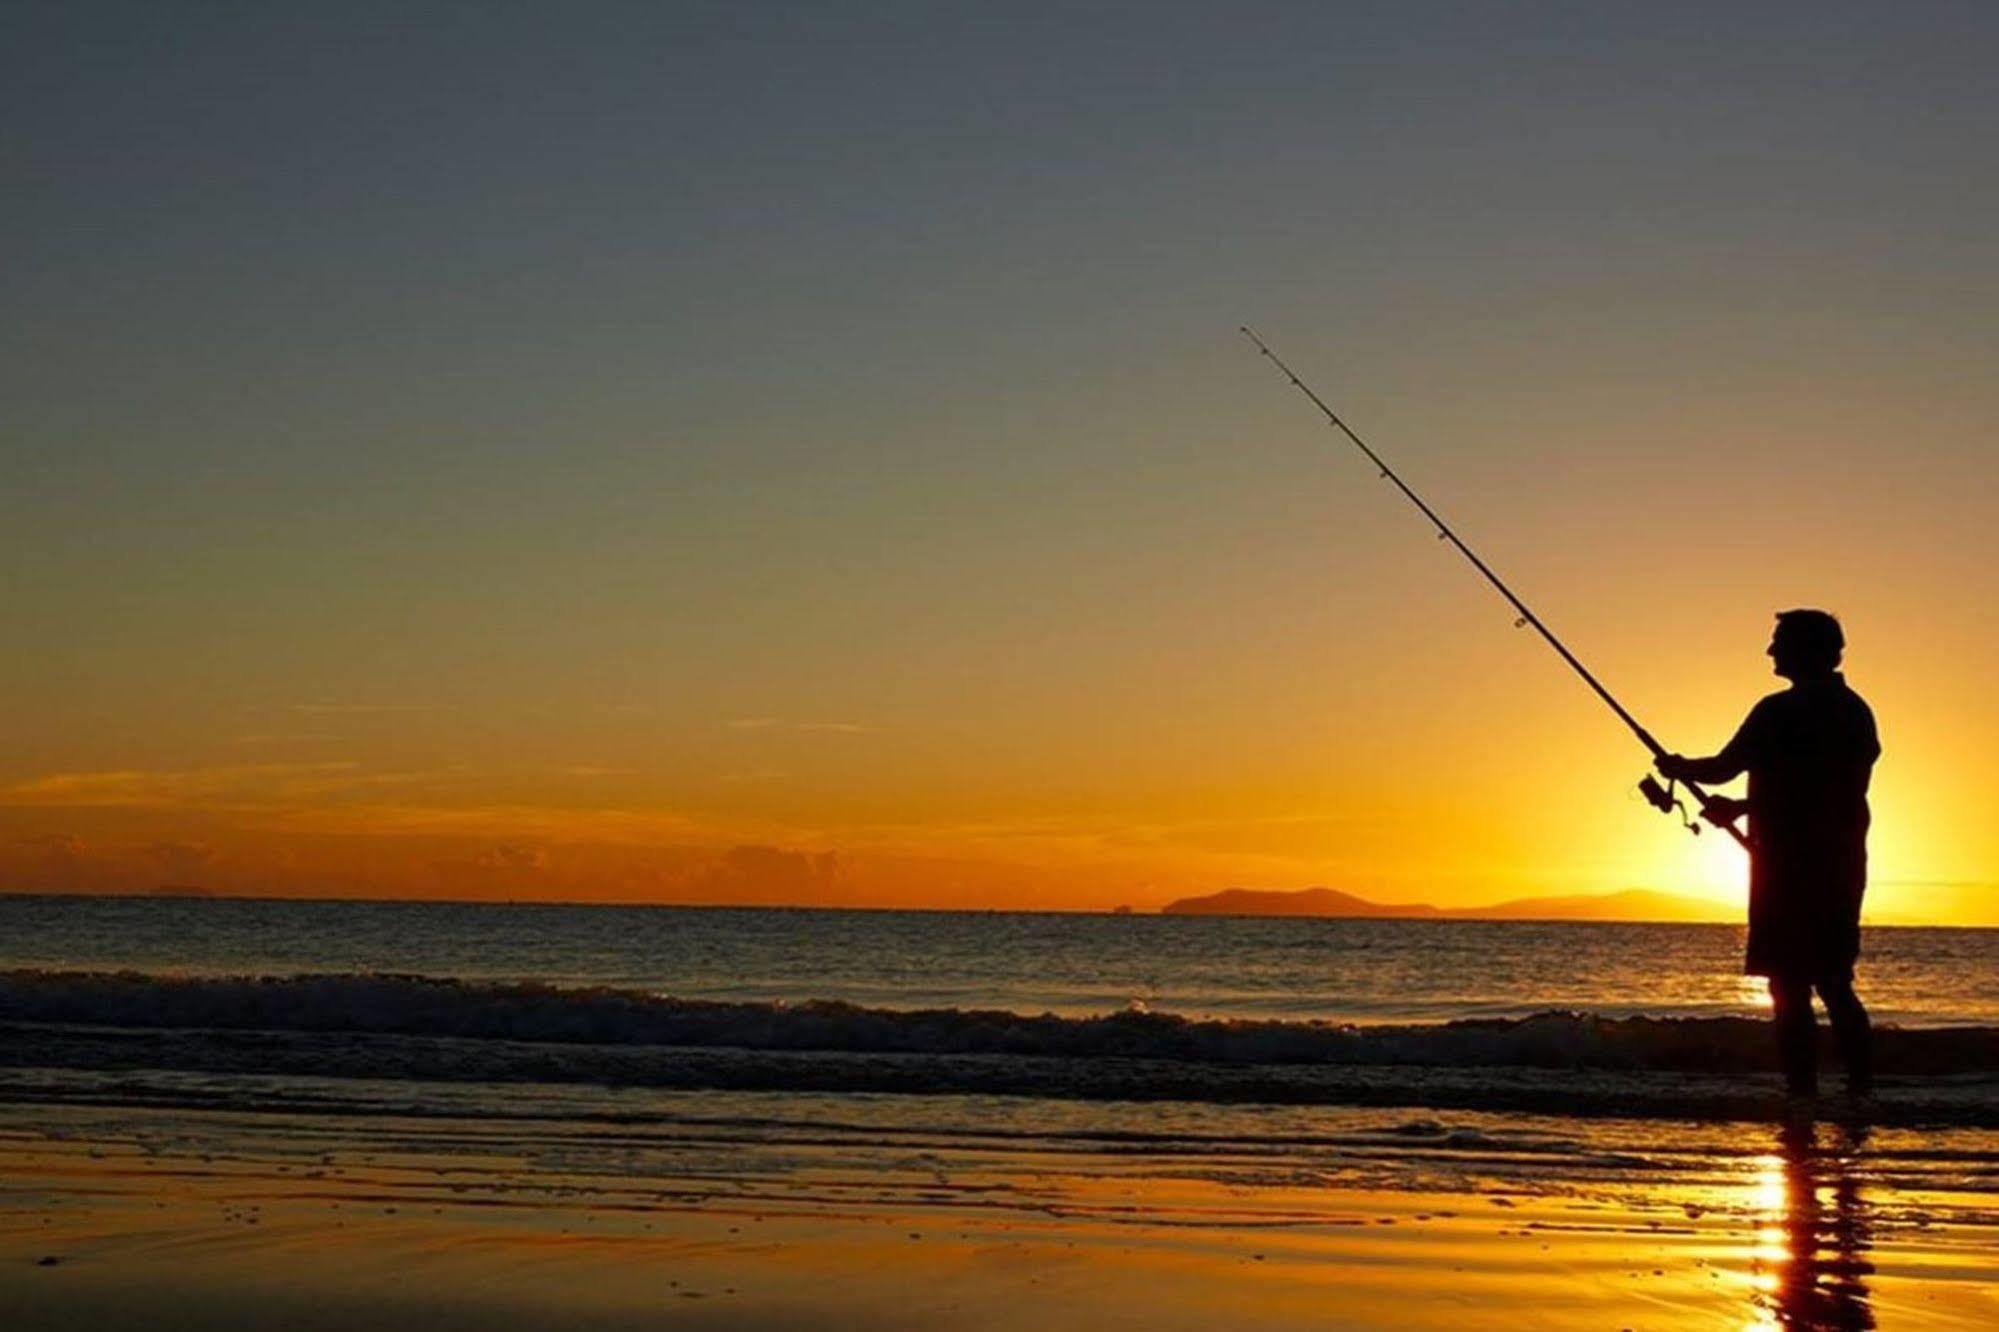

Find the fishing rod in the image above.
[{"left": 1239, "top": 325, "right": 1749, "bottom": 851}]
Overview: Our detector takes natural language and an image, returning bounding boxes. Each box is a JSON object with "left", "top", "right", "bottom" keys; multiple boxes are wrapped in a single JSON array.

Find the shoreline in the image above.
[{"left": 5, "top": 1089, "right": 1995, "bottom": 1329}]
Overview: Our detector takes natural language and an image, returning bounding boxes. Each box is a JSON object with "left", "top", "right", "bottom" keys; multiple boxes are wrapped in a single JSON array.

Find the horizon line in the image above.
[{"left": 1, "top": 886, "right": 1989, "bottom": 930}]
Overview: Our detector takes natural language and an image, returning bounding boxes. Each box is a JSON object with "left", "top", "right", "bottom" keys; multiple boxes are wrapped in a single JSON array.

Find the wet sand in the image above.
[{"left": 3, "top": 1098, "right": 1994, "bottom": 1330}]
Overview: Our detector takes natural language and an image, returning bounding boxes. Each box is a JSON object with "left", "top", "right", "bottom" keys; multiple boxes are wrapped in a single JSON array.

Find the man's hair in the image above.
[{"left": 1774, "top": 608, "right": 1845, "bottom": 670}]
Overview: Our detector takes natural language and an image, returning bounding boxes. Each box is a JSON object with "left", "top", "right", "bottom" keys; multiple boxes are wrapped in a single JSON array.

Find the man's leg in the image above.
[
  {"left": 1769, "top": 976, "right": 1819, "bottom": 1096},
  {"left": 1817, "top": 977, "right": 1873, "bottom": 1096}
]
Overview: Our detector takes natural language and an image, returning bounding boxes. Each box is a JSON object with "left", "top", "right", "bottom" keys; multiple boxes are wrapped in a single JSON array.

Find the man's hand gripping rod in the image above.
[{"left": 1239, "top": 326, "right": 1750, "bottom": 851}]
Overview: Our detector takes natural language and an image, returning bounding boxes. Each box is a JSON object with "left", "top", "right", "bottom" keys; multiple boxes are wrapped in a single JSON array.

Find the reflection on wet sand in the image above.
[
  {"left": 1749, "top": 1119, "right": 1875, "bottom": 1330},
  {"left": 10, "top": 1091, "right": 1997, "bottom": 1332}
]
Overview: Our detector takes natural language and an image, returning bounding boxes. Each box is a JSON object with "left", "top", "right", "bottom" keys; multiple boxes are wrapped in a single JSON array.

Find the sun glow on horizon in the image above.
[{"left": 1646, "top": 821, "right": 1753, "bottom": 913}]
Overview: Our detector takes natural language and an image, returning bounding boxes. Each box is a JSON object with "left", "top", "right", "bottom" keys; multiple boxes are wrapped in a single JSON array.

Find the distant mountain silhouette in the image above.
[
  {"left": 1160, "top": 885, "right": 1727, "bottom": 923},
  {"left": 1161, "top": 887, "right": 1442, "bottom": 918},
  {"left": 1449, "top": 888, "right": 1727, "bottom": 922}
]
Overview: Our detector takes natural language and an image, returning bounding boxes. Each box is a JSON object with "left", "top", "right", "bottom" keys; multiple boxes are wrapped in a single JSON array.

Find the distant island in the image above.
[{"left": 1160, "top": 886, "right": 1731, "bottom": 923}]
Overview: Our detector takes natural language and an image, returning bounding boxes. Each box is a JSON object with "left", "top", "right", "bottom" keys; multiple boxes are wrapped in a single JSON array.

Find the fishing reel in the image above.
[{"left": 1637, "top": 774, "right": 1702, "bottom": 835}]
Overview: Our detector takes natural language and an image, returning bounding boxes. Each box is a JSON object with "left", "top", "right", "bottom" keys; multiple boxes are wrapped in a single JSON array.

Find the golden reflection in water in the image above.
[
  {"left": 1739, "top": 975, "right": 1777, "bottom": 1010},
  {"left": 1744, "top": 1120, "right": 1875, "bottom": 1330}
]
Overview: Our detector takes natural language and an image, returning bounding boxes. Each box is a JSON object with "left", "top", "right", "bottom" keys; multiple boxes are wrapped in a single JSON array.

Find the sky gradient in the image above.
[{"left": 6, "top": 2, "right": 1997, "bottom": 919}]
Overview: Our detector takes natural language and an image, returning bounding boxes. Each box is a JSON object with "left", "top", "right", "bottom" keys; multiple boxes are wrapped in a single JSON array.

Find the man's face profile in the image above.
[{"left": 1768, "top": 630, "right": 1790, "bottom": 678}]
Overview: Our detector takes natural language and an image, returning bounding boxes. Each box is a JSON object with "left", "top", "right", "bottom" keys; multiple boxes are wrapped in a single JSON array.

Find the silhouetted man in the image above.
[{"left": 1658, "top": 610, "right": 1880, "bottom": 1099}]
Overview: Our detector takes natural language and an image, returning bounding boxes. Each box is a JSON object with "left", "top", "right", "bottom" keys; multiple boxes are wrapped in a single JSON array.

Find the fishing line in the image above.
[{"left": 1240, "top": 325, "right": 1748, "bottom": 850}]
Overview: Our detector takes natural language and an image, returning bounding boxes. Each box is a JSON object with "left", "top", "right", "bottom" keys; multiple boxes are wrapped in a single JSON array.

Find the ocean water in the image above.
[
  {"left": 11, "top": 896, "right": 1997, "bottom": 1332},
  {"left": 3, "top": 895, "right": 1998, "bottom": 1127},
  {"left": 6, "top": 894, "right": 1999, "bottom": 1025}
]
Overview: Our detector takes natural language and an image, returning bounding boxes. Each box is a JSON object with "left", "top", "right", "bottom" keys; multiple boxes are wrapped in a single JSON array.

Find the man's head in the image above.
[{"left": 1769, "top": 608, "right": 1844, "bottom": 679}]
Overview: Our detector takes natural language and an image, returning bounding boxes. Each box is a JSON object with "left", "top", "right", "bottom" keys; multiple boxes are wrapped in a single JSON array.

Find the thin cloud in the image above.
[
  {"left": 0, "top": 762, "right": 489, "bottom": 811},
  {"left": 0, "top": 764, "right": 361, "bottom": 808},
  {"left": 267, "top": 802, "right": 710, "bottom": 842},
  {"left": 18, "top": 833, "right": 87, "bottom": 856},
  {"left": 726, "top": 718, "right": 869, "bottom": 734},
  {"left": 243, "top": 702, "right": 440, "bottom": 717},
  {"left": 472, "top": 843, "right": 550, "bottom": 872},
  {"left": 677, "top": 844, "right": 839, "bottom": 905}
]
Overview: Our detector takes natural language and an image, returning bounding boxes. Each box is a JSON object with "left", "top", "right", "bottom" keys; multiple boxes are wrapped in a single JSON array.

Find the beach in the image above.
[{"left": 6, "top": 1075, "right": 1997, "bottom": 1330}]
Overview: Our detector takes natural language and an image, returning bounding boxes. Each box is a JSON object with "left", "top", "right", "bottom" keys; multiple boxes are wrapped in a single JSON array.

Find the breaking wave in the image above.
[
  {"left": 4, "top": 970, "right": 1997, "bottom": 1124},
  {"left": 6, "top": 968, "right": 1999, "bottom": 1072}
]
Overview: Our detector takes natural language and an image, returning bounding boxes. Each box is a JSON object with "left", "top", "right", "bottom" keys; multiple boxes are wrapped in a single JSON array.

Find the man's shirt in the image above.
[{"left": 1718, "top": 672, "right": 1880, "bottom": 857}]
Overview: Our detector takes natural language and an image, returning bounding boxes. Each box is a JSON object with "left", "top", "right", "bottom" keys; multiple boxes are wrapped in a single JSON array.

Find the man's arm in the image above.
[
  {"left": 1657, "top": 699, "right": 1768, "bottom": 787},
  {"left": 1655, "top": 754, "right": 1751, "bottom": 833},
  {"left": 1657, "top": 751, "right": 1746, "bottom": 785}
]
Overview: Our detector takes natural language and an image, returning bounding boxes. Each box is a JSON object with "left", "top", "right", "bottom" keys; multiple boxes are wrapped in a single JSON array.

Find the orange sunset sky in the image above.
[{"left": 6, "top": 6, "right": 1996, "bottom": 922}]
